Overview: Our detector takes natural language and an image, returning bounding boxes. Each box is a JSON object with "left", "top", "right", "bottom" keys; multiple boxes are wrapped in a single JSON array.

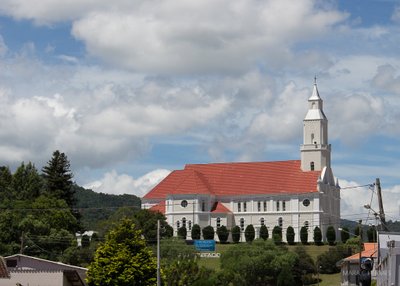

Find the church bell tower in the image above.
[{"left": 301, "top": 79, "right": 331, "bottom": 171}]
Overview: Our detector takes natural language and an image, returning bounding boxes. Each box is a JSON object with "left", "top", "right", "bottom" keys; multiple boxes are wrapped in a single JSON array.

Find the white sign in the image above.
[{"left": 198, "top": 252, "right": 221, "bottom": 258}]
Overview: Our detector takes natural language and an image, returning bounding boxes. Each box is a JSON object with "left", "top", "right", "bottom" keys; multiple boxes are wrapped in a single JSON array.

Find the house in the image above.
[
  {"left": 376, "top": 232, "right": 400, "bottom": 286},
  {"left": 340, "top": 242, "right": 378, "bottom": 286},
  {"left": 142, "top": 80, "right": 340, "bottom": 242},
  {"left": 0, "top": 254, "right": 87, "bottom": 286}
]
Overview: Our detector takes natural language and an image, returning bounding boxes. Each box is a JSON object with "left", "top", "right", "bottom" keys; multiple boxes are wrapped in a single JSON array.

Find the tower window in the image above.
[
  {"left": 310, "top": 162, "right": 315, "bottom": 171},
  {"left": 216, "top": 217, "right": 221, "bottom": 228},
  {"left": 182, "top": 217, "right": 186, "bottom": 228},
  {"left": 311, "top": 133, "right": 314, "bottom": 143}
]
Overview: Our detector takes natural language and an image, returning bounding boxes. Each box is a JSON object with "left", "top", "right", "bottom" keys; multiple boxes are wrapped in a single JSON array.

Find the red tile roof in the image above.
[
  {"left": 144, "top": 160, "right": 320, "bottom": 199},
  {"left": 149, "top": 201, "right": 166, "bottom": 214},
  {"left": 343, "top": 243, "right": 378, "bottom": 262},
  {"left": 211, "top": 202, "right": 231, "bottom": 213}
]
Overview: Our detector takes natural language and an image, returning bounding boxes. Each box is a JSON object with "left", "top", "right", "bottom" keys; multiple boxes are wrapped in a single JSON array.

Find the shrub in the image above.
[
  {"left": 286, "top": 226, "right": 295, "bottom": 245},
  {"left": 202, "top": 225, "right": 215, "bottom": 240},
  {"left": 164, "top": 224, "right": 173, "bottom": 238},
  {"left": 340, "top": 227, "right": 350, "bottom": 243},
  {"left": 245, "top": 224, "right": 255, "bottom": 242},
  {"left": 231, "top": 226, "right": 241, "bottom": 243},
  {"left": 300, "top": 226, "right": 308, "bottom": 245},
  {"left": 217, "top": 226, "right": 229, "bottom": 243},
  {"left": 191, "top": 224, "right": 201, "bottom": 240},
  {"left": 272, "top": 226, "right": 282, "bottom": 245},
  {"left": 313, "top": 226, "right": 322, "bottom": 245},
  {"left": 259, "top": 225, "right": 268, "bottom": 240},
  {"left": 178, "top": 226, "right": 187, "bottom": 240},
  {"left": 326, "top": 225, "right": 336, "bottom": 246}
]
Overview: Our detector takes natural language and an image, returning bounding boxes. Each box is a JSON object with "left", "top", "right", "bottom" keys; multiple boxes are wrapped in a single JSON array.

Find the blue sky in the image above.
[{"left": 0, "top": 0, "right": 400, "bottom": 222}]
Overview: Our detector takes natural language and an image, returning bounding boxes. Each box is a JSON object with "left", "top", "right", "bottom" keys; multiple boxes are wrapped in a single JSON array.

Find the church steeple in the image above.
[{"left": 300, "top": 79, "right": 331, "bottom": 171}]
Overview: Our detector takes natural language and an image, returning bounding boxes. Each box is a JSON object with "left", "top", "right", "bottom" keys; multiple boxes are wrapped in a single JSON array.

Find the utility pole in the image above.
[
  {"left": 157, "top": 220, "right": 161, "bottom": 286},
  {"left": 376, "top": 178, "right": 388, "bottom": 231}
]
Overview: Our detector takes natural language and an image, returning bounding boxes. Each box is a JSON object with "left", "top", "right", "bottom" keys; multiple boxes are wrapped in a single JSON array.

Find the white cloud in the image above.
[
  {"left": 340, "top": 179, "right": 400, "bottom": 222},
  {"left": 70, "top": 0, "right": 347, "bottom": 74},
  {"left": 84, "top": 169, "right": 171, "bottom": 196}
]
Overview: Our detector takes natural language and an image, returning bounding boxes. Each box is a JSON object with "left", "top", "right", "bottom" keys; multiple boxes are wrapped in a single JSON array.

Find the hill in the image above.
[{"left": 73, "top": 185, "right": 141, "bottom": 230}]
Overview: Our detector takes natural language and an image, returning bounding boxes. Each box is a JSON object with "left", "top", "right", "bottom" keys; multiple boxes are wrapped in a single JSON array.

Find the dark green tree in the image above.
[
  {"left": 42, "top": 151, "right": 75, "bottom": 207},
  {"left": 341, "top": 227, "right": 350, "bottom": 243},
  {"left": 259, "top": 225, "right": 269, "bottom": 240},
  {"left": 164, "top": 224, "right": 173, "bottom": 238},
  {"left": 245, "top": 224, "right": 255, "bottom": 243},
  {"left": 133, "top": 209, "right": 168, "bottom": 243},
  {"left": 202, "top": 225, "right": 215, "bottom": 240},
  {"left": 367, "top": 225, "right": 377, "bottom": 242},
  {"left": 300, "top": 226, "right": 308, "bottom": 245},
  {"left": 313, "top": 226, "right": 322, "bottom": 245},
  {"left": 217, "top": 226, "right": 229, "bottom": 243},
  {"left": 293, "top": 246, "right": 316, "bottom": 285},
  {"left": 317, "top": 245, "right": 350, "bottom": 274},
  {"left": 286, "top": 226, "right": 295, "bottom": 245},
  {"left": 277, "top": 265, "right": 295, "bottom": 286},
  {"left": 12, "top": 162, "right": 43, "bottom": 200},
  {"left": 231, "top": 226, "right": 241, "bottom": 243},
  {"left": 326, "top": 225, "right": 336, "bottom": 246},
  {"left": 87, "top": 218, "right": 157, "bottom": 285},
  {"left": 191, "top": 224, "right": 201, "bottom": 240},
  {"left": 178, "top": 226, "right": 187, "bottom": 239},
  {"left": 272, "top": 226, "right": 282, "bottom": 245},
  {"left": 81, "top": 235, "right": 90, "bottom": 248}
]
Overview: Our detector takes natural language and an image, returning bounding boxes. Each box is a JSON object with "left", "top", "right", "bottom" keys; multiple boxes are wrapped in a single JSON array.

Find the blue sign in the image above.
[{"left": 194, "top": 240, "right": 216, "bottom": 251}]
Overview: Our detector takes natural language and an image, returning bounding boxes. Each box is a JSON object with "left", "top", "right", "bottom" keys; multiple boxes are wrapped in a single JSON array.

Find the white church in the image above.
[{"left": 142, "top": 80, "right": 340, "bottom": 242}]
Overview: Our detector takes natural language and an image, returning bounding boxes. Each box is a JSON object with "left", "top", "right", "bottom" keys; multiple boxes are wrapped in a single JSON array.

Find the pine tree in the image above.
[
  {"left": 42, "top": 150, "right": 75, "bottom": 207},
  {"left": 259, "top": 225, "right": 269, "bottom": 240},
  {"left": 245, "top": 224, "right": 255, "bottom": 242}
]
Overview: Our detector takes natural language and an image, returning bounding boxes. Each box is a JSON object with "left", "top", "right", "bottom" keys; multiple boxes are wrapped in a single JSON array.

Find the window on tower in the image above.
[{"left": 310, "top": 162, "right": 315, "bottom": 171}]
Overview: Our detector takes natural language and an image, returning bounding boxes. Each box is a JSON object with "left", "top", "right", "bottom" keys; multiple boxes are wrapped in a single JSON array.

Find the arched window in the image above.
[
  {"left": 257, "top": 201, "right": 261, "bottom": 212},
  {"left": 201, "top": 201, "right": 205, "bottom": 212},
  {"left": 188, "top": 220, "right": 192, "bottom": 231},
  {"left": 278, "top": 217, "right": 283, "bottom": 228},
  {"left": 216, "top": 217, "right": 221, "bottom": 228},
  {"left": 177, "top": 221, "right": 180, "bottom": 229},
  {"left": 243, "top": 202, "right": 247, "bottom": 212},
  {"left": 310, "top": 162, "right": 315, "bottom": 171},
  {"left": 240, "top": 218, "right": 245, "bottom": 231},
  {"left": 182, "top": 217, "right": 186, "bottom": 228},
  {"left": 304, "top": 221, "right": 309, "bottom": 230},
  {"left": 282, "top": 201, "right": 286, "bottom": 211},
  {"left": 260, "top": 217, "right": 265, "bottom": 226}
]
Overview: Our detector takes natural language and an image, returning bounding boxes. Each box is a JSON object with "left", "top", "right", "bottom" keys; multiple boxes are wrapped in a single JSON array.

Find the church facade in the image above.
[{"left": 142, "top": 81, "right": 340, "bottom": 242}]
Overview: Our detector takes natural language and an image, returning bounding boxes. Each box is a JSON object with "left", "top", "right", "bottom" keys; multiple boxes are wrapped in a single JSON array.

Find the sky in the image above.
[{"left": 0, "top": 0, "right": 399, "bottom": 224}]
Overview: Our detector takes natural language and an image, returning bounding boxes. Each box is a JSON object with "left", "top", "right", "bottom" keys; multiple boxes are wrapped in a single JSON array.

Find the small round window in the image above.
[
  {"left": 181, "top": 200, "right": 188, "bottom": 208},
  {"left": 303, "top": 199, "right": 310, "bottom": 207}
]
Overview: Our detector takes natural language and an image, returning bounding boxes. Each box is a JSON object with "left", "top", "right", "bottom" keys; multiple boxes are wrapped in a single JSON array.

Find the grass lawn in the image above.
[{"left": 198, "top": 242, "right": 342, "bottom": 284}]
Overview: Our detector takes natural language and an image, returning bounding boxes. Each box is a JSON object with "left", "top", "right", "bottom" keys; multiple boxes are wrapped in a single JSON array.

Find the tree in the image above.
[
  {"left": 277, "top": 265, "right": 295, "bottom": 286},
  {"left": 231, "top": 226, "right": 241, "bottom": 243},
  {"left": 87, "top": 218, "right": 157, "bottom": 286},
  {"left": 300, "top": 226, "right": 308, "bottom": 245},
  {"left": 272, "top": 226, "right": 282, "bottom": 245},
  {"left": 259, "top": 225, "right": 268, "bottom": 240},
  {"left": 326, "top": 225, "right": 336, "bottom": 246},
  {"left": 367, "top": 225, "right": 377, "bottom": 242},
  {"left": 133, "top": 209, "right": 169, "bottom": 243},
  {"left": 286, "top": 226, "right": 295, "bottom": 245},
  {"left": 317, "top": 245, "right": 350, "bottom": 274},
  {"left": 293, "top": 246, "right": 317, "bottom": 285},
  {"left": 217, "top": 226, "right": 229, "bottom": 243},
  {"left": 245, "top": 224, "right": 255, "bottom": 242},
  {"left": 341, "top": 227, "right": 350, "bottom": 243},
  {"left": 178, "top": 226, "right": 187, "bottom": 239},
  {"left": 81, "top": 234, "right": 90, "bottom": 248},
  {"left": 164, "top": 224, "right": 173, "bottom": 238},
  {"left": 42, "top": 151, "right": 75, "bottom": 208},
  {"left": 202, "top": 225, "right": 215, "bottom": 240},
  {"left": 191, "top": 224, "right": 201, "bottom": 240},
  {"left": 11, "top": 162, "right": 43, "bottom": 200},
  {"left": 313, "top": 226, "right": 322, "bottom": 245}
]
